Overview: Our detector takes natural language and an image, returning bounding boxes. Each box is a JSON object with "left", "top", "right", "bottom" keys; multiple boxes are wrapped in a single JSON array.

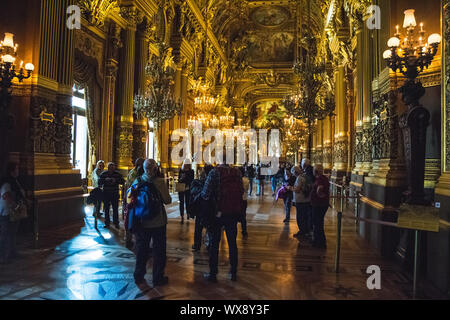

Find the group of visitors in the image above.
[
  {"left": 277, "top": 159, "right": 330, "bottom": 249},
  {"left": 89, "top": 158, "right": 250, "bottom": 286}
]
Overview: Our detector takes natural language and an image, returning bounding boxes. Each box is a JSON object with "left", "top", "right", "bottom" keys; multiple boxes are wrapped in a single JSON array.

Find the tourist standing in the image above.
[
  {"left": 126, "top": 158, "right": 145, "bottom": 190},
  {"left": 202, "top": 165, "right": 244, "bottom": 282},
  {"left": 291, "top": 166, "right": 312, "bottom": 240},
  {"left": 128, "top": 159, "right": 172, "bottom": 287},
  {"left": 283, "top": 167, "right": 296, "bottom": 223},
  {"left": 246, "top": 164, "right": 256, "bottom": 196},
  {"left": 190, "top": 165, "right": 214, "bottom": 252},
  {"left": 123, "top": 158, "right": 145, "bottom": 249},
  {"left": 310, "top": 164, "right": 330, "bottom": 249},
  {"left": 256, "top": 162, "right": 265, "bottom": 197},
  {"left": 178, "top": 159, "right": 195, "bottom": 224},
  {"left": 99, "top": 162, "right": 125, "bottom": 229},
  {"left": 91, "top": 160, "right": 105, "bottom": 217},
  {"left": 239, "top": 166, "right": 249, "bottom": 239},
  {"left": 0, "top": 163, "right": 27, "bottom": 264}
]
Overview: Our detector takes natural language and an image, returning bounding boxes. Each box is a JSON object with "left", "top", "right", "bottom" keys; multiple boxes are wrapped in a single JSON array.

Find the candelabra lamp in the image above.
[
  {"left": 0, "top": 33, "right": 34, "bottom": 175},
  {"left": 383, "top": 9, "right": 441, "bottom": 205}
]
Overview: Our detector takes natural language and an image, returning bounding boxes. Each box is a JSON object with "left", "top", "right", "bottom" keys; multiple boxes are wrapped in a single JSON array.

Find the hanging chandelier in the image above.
[
  {"left": 194, "top": 92, "right": 216, "bottom": 114},
  {"left": 134, "top": 43, "right": 183, "bottom": 126},
  {"left": 219, "top": 114, "right": 235, "bottom": 128},
  {"left": 283, "top": 0, "right": 334, "bottom": 159}
]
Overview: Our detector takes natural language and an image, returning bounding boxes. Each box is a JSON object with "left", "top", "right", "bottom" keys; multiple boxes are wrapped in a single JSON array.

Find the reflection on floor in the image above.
[{"left": 0, "top": 188, "right": 445, "bottom": 300}]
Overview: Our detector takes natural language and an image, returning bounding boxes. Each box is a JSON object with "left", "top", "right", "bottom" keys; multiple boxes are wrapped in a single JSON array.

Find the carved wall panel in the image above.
[
  {"left": 55, "top": 103, "right": 73, "bottom": 155},
  {"left": 115, "top": 123, "right": 134, "bottom": 167},
  {"left": 333, "top": 140, "right": 348, "bottom": 164},
  {"left": 29, "top": 97, "right": 57, "bottom": 154},
  {"left": 371, "top": 92, "right": 399, "bottom": 160},
  {"left": 355, "top": 131, "right": 363, "bottom": 163}
]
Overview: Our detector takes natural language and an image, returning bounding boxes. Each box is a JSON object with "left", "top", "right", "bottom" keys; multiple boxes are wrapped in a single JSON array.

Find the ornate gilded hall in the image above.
[{"left": 0, "top": 0, "right": 448, "bottom": 304}]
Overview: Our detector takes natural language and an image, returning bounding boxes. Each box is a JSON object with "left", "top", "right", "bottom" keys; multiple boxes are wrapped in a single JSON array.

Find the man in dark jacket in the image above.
[
  {"left": 202, "top": 165, "right": 243, "bottom": 283},
  {"left": 98, "top": 162, "right": 125, "bottom": 229}
]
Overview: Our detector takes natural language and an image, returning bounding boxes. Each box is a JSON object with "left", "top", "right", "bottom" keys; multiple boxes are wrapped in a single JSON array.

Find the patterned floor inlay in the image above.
[{"left": 0, "top": 185, "right": 446, "bottom": 300}]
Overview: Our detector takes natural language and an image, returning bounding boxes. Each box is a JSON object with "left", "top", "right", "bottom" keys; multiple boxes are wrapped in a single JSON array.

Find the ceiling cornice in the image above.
[{"left": 186, "top": 0, "right": 228, "bottom": 65}]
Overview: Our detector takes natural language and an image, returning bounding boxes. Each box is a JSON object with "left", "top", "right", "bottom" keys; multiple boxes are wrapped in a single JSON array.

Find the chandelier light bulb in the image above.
[
  {"left": 25, "top": 63, "right": 34, "bottom": 71},
  {"left": 2, "top": 54, "right": 15, "bottom": 63},
  {"left": 387, "top": 37, "right": 400, "bottom": 48},
  {"left": 428, "top": 33, "right": 441, "bottom": 45},
  {"left": 403, "top": 9, "right": 417, "bottom": 28},
  {"left": 383, "top": 50, "right": 392, "bottom": 59},
  {"left": 3, "top": 33, "right": 15, "bottom": 48}
]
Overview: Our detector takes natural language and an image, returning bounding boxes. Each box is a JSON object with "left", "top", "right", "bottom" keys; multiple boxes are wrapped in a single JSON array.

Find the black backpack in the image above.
[{"left": 188, "top": 179, "right": 204, "bottom": 218}]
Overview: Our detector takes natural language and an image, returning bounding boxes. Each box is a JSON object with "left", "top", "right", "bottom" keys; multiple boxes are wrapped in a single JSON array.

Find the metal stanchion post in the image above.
[
  {"left": 335, "top": 211, "right": 342, "bottom": 273},
  {"left": 413, "top": 229, "right": 420, "bottom": 299},
  {"left": 33, "top": 199, "right": 39, "bottom": 249}
]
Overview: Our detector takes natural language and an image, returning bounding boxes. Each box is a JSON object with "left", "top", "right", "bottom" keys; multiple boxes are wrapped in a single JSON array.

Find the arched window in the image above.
[{"left": 71, "top": 84, "right": 90, "bottom": 179}]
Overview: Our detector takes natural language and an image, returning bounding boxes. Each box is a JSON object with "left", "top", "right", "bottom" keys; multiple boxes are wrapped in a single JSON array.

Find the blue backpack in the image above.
[{"left": 129, "top": 178, "right": 162, "bottom": 221}]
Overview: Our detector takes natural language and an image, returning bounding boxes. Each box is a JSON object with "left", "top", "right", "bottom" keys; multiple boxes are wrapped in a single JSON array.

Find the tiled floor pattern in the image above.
[{"left": 0, "top": 186, "right": 445, "bottom": 300}]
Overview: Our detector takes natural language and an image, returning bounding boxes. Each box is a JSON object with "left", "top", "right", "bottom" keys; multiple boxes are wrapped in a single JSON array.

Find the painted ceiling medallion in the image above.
[{"left": 251, "top": 6, "right": 290, "bottom": 27}]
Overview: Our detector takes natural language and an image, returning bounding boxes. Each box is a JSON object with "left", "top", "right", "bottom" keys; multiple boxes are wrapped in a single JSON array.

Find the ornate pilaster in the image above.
[
  {"left": 102, "top": 22, "right": 121, "bottom": 163},
  {"left": 132, "top": 119, "right": 148, "bottom": 162},
  {"left": 332, "top": 65, "right": 349, "bottom": 183},
  {"left": 115, "top": 6, "right": 142, "bottom": 170},
  {"left": 131, "top": 20, "right": 152, "bottom": 163}
]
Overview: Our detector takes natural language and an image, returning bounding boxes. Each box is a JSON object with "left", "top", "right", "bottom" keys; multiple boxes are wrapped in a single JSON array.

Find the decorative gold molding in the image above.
[
  {"left": 40, "top": 111, "right": 55, "bottom": 123},
  {"left": 34, "top": 187, "right": 83, "bottom": 197},
  {"left": 350, "top": 181, "right": 363, "bottom": 188},
  {"left": 360, "top": 196, "right": 397, "bottom": 212}
]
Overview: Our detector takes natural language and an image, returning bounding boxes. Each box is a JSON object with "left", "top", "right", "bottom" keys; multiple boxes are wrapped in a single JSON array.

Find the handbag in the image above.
[
  {"left": 9, "top": 202, "right": 28, "bottom": 222},
  {"left": 176, "top": 182, "right": 186, "bottom": 193}
]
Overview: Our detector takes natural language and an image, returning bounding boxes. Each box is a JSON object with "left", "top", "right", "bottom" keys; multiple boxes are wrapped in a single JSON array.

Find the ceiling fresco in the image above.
[
  {"left": 250, "top": 5, "right": 290, "bottom": 27},
  {"left": 240, "top": 31, "right": 295, "bottom": 63}
]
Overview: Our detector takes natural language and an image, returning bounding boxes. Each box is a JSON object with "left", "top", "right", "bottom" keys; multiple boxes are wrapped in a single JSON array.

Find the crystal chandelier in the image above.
[
  {"left": 283, "top": 28, "right": 334, "bottom": 158},
  {"left": 134, "top": 43, "right": 183, "bottom": 126},
  {"left": 219, "top": 114, "right": 235, "bottom": 128},
  {"left": 194, "top": 92, "right": 216, "bottom": 114}
]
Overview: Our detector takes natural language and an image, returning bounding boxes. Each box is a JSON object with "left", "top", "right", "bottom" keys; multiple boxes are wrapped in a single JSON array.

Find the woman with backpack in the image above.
[
  {"left": 177, "top": 159, "right": 195, "bottom": 224},
  {"left": 0, "top": 162, "right": 27, "bottom": 264}
]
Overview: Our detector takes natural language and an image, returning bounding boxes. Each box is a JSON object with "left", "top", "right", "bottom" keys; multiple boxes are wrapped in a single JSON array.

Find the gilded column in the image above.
[
  {"left": 315, "top": 120, "right": 323, "bottom": 166},
  {"left": 102, "top": 22, "right": 121, "bottom": 163},
  {"left": 116, "top": 6, "right": 141, "bottom": 171},
  {"left": 332, "top": 65, "right": 348, "bottom": 183},
  {"left": 132, "top": 21, "right": 150, "bottom": 162},
  {"left": 323, "top": 116, "right": 333, "bottom": 172},
  {"left": 361, "top": 26, "right": 373, "bottom": 173}
]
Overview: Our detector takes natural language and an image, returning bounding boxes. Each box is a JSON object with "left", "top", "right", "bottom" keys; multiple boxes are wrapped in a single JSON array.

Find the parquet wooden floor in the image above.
[{"left": 0, "top": 185, "right": 445, "bottom": 300}]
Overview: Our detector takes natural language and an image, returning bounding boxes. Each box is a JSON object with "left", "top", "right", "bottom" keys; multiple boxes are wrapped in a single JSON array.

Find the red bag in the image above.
[{"left": 217, "top": 167, "right": 244, "bottom": 217}]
